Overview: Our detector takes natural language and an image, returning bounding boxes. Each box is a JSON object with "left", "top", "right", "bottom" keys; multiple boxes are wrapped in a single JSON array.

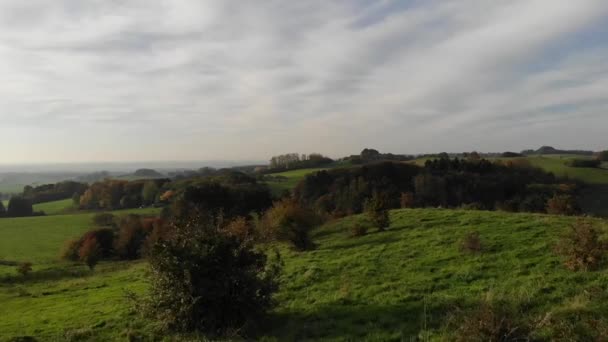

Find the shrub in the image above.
[
  {"left": 460, "top": 231, "right": 483, "bottom": 254},
  {"left": 145, "top": 213, "right": 280, "bottom": 336},
  {"left": 452, "top": 299, "right": 531, "bottom": 341},
  {"left": 364, "top": 192, "right": 390, "bottom": 231},
  {"left": 546, "top": 194, "right": 580, "bottom": 216},
  {"left": 60, "top": 238, "right": 82, "bottom": 261},
  {"left": 222, "top": 217, "right": 256, "bottom": 243},
  {"left": 400, "top": 192, "right": 415, "bottom": 208},
  {"left": 260, "top": 199, "right": 318, "bottom": 251},
  {"left": 81, "top": 228, "right": 115, "bottom": 258},
  {"left": 350, "top": 225, "right": 368, "bottom": 238},
  {"left": 79, "top": 237, "right": 101, "bottom": 270},
  {"left": 114, "top": 215, "right": 148, "bottom": 260},
  {"left": 16, "top": 262, "right": 33, "bottom": 276},
  {"left": 91, "top": 213, "right": 116, "bottom": 228},
  {"left": 554, "top": 220, "right": 608, "bottom": 271},
  {"left": 567, "top": 159, "right": 601, "bottom": 168}
]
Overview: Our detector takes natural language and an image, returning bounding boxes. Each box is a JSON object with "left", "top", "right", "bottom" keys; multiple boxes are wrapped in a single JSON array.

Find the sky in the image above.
[{"left": 1, "top": 0, "right": 607, "bottom": 164}]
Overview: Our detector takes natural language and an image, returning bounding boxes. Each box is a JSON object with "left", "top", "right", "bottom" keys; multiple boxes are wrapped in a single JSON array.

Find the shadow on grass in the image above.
[
  {"left": 261, "top": 298, "right": 462, "bottom": 341},
  {"left": 0, "top": 261, "right": 136, "bottom": 285}
]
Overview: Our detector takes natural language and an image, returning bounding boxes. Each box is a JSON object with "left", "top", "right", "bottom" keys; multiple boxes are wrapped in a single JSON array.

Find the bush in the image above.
[
  {"left": 260, "top": 199, "right": 318, "bottom": 251},
  {"left": 16, "top": 262, "right": 33, "bottom": 276},
  {"left": 452, "top": 298, "right": 531, "bottom": 341},
  {"left": 79, "top": 237, "right": 101, "bottom": 270},
  {"left": 364, "top": 192, "right": 390, "bottom": 231},
  {"left": 567, "top": 159, "right": 601, "bottom": 168},
  {"left": 554, "top": 220, "right": 608, "bottom": 271},
  {"left": 460, "top": 231, "right": 483, "bottom": 254},
  {"left": 80, "top": 228, "right": 115, "bottom": 258},
  {"left": 222, "top": 217, "right": 256, "bottom": 243},
  {"left": 114, "top": 215, "right": 148, "bottom": 260},
  {"left": 92, "top": 213, "right": 116, "bottom": 228},
  {"left": 546, "top": 194, "right": 580, "bottom": 216},
  {"left": 145, "top": 213, "right": 280, "bottom": 336},
  {"left": 350, "top": 225, "right": 368, "bottom": 238},
  {"left": 60, "top": 239, "right": 82, "bottom": 261}
]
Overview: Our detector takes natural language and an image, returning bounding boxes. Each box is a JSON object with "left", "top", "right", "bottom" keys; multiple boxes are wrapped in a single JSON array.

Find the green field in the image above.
[
  {"left": 0, "top": 207, "right": 160, "bottom": 264},
  {"left": 265, "top": 168, "right": 329, "bottom": 195},
  {"left": 2, "top": 208, "right": 608, "bottom": 340},
  {"left": 33, "top": 199, "right": 75, "bottom": 215},
  {"left": 412, "top": 155, "right": 608, "bottom": 185},
  {"left": 522, "top": 155, "right": 608, "bottom": 185}
]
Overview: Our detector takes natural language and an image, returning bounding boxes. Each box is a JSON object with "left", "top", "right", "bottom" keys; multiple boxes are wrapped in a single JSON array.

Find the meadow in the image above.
[
  {"left": 1, "top": 208, "right": 607, "bottom": 340},
  {"left": 0, "top": 206, "right": 160, "bottom": 265},
  {"left": 265, "top": 168, "right": 329, "bottom": 195}
]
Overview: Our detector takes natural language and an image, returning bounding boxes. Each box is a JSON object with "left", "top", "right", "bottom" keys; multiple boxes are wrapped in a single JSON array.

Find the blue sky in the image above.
[{"left": 0, "top": 0, "right": 607, "bottom": 163}]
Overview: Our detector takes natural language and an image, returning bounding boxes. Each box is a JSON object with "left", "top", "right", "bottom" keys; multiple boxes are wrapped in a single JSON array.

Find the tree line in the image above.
[{"left": 294, "top": 157, "right": 579, "bottom": 217}]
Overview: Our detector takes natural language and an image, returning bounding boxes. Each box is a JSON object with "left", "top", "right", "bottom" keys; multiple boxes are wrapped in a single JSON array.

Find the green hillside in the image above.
[
  {"left": 33, "top": 199, "right": 75, "bottom": 215},
  {"left": 522, "top": 155, "right": 608, "bottom": 185},
  {"left": 2, "top": 208, "right": 607, "bottom": 340},
  {"left": 0, "top": 207, "right": 160, "bottom": 265},
  {"left": 265, "top": 168, "right": 329, "bottom": 195}
]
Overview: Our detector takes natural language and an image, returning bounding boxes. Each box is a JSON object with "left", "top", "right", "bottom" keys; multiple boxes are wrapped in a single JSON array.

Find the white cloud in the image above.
[{"left": 0, "top": 0, "right": 607, "bottom": 163}]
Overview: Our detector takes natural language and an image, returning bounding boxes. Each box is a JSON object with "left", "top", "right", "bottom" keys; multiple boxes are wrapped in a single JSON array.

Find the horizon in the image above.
[{"left": 1, "top": 1, "right": 607, "bottom": 163}]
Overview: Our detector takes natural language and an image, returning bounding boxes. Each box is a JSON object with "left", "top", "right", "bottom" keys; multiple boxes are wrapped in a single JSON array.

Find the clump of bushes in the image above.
[
  {"left": 60, "top": 215, "right": 168, "bottom": 265},
  {"left": 567, "top": 159, "right": 601, "bottom": 168},
  {"left": 554, "top": 220, "right": 608, "bottom": 271},
  {"left": 364, "top": 192, "right": 390, "bottom": 231},
  {"left": 546, "top": 194, "right": 580, "bottom": 216},
  {"left": 260, "top": 199, "right": 319, "bottom": 251},
  {"left": 460, "top": 231, "right": 483, "bottom": 254},
  {"left": 144, "top": 213, "right": 280, "bottom": 336}
]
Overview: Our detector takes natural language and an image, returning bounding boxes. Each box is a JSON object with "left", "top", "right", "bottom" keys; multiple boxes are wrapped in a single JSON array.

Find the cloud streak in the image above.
[{"left": 0, "top": 0, "right": 607, "bottom": 162}]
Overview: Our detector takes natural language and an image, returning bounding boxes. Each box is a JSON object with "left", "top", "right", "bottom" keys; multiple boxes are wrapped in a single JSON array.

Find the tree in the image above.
[
  {"left": 6, "top": 197, "right": 34, "bottom": 217},
  {"left": 261, "top": 199, "right": 318, "bottom": 250},
  {"left": 79, "top": 237, "right": 101, "bottom": 270},
  {"left": 364, "top": 192, "right": 390, "bottom": 231},
  {"left": 599, "top": 150, "right": 608, "bottom": 162},
  {"left": 146, "top": 213, "right": 280, "bottom": 335},
  {"left": 141, "top": 181, "right": 159, "bottom": 205}
]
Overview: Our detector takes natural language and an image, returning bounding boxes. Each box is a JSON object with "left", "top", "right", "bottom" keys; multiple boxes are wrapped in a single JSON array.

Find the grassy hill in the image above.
[
  {"left": 0, "top": 207, "right": 160, "bottom": 265},
  {"left": 265, "top": 168, "right": 329, "bottom": 195},
  {"left": 1, "top": 208, "right": 607, "bottom": 340},
  {"left": 521, "top": 155, "right": 608, "bottom": 185},
  {"left": 33, "top": 199, "right": 75, "bottom": 215}
]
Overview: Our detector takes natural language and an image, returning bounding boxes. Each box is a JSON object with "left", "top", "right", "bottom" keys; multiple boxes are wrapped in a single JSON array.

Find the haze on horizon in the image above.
[{"left": 1, "top": 0, "right": 607, "bottom": 164}]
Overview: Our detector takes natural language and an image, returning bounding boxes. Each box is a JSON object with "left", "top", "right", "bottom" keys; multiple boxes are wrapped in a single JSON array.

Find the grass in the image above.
[
  {"left": 0, "top": 207, "right": 160, "bottom": 265},
  {"left": 265, "top": 168, "right": 329, "bottom": 195},
  {"left": 33, "top": 199, "right": 75, "bottom": 215},
  {"left": 2, "top": 208, "right": 608, "bottom": 340},
  {"left": 522, "top": 155, "right": 608, "bottom": 185}
]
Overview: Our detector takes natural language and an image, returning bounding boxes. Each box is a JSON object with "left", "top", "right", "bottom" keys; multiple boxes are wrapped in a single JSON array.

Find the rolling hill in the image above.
[{"left": 1, "top": 208, "right": 607, "bottom": 340}]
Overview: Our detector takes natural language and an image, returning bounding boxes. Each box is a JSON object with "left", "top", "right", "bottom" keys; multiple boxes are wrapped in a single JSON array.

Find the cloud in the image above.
[{"left": 0, "top": 0, "right": 607, "bottom": 163}]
